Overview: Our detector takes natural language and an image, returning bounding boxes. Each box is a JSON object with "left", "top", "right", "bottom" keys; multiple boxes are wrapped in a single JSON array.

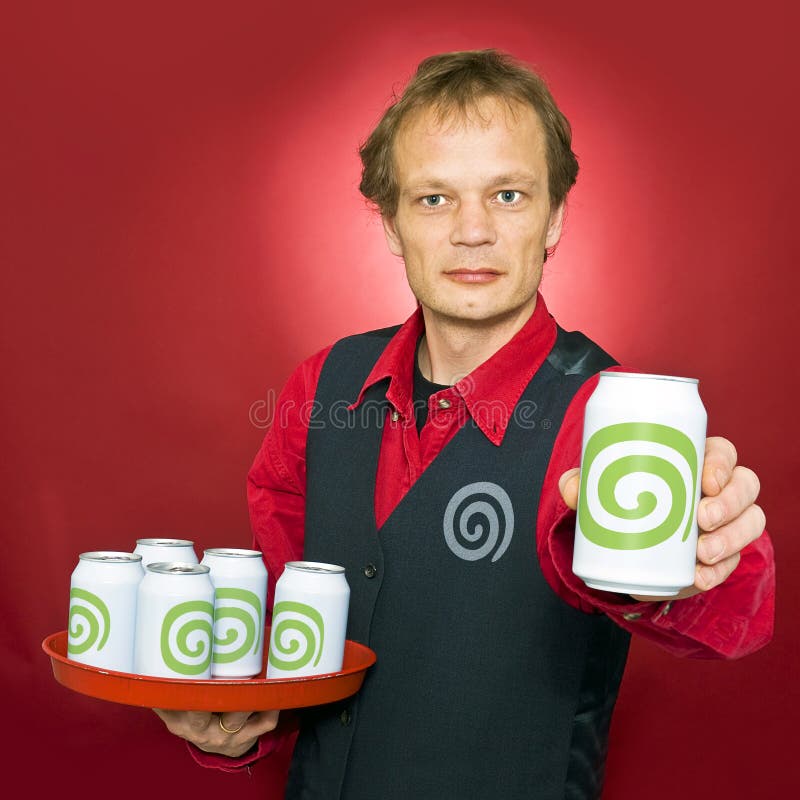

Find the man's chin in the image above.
[{"left": 419, "top": 299, "right": 537, "bottom": 329}]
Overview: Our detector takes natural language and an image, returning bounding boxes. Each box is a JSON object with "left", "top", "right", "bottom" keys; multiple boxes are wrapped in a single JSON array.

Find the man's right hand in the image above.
[{"left": 152, "top": 709, "right": 279, "bottom": 758}]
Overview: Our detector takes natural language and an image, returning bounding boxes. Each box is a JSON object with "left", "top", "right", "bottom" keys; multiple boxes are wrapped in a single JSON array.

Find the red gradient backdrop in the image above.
[{"left": 2, "top": 2, "right": 796, "bottom": 796}]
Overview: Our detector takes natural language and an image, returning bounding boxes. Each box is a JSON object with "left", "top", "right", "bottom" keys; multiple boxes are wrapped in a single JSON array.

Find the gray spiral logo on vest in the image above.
[{"left": 443, "top": 482, "right": 514, "bottom": 562}]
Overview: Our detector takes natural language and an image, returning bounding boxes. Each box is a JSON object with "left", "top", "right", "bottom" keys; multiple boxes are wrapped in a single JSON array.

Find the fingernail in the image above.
[
  {"left": 705, "top": 502, "right": 723, "bottom": 528},
  {"left": 715, "top": 468, "right": 728, "bottom": 491}
]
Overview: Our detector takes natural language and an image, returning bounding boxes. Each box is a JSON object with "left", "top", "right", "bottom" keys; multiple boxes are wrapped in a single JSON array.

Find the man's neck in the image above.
[{"left": 417, "top": 298, "right": 537, "bottom": 385}]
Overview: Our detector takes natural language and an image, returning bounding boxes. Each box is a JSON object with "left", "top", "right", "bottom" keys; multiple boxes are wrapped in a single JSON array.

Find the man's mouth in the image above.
[{"left": 443, "top": 268, "right": 502, "bottom": 283}]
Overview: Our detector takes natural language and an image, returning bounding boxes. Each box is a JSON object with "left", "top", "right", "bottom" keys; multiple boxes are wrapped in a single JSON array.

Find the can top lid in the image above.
[
  {"left": 136, "top": 538, "right": 195, "bottom": 547},
  {"left": 599, "top": 370, "right": 698, "bottom": 385},
  {"left": 147, "top": 562, "right": 210, "bottom": 575},
  {"left": 285, "top": 560, "right": 345, "bottom": 574},
  {"left": 203, "top": 548, "right": 262, "bottom": 558},
  {"left": 79, "top": 551, "right": 142, "bottom": 563}
]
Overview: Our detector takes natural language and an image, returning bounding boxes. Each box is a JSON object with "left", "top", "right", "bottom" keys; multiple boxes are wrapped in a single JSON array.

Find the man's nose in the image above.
[{"left": 449, "top": 198, "right": 497, "bottom": 247}]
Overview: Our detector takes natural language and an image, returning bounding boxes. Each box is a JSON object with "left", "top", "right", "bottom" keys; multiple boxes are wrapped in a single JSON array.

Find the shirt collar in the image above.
[{"left": 349, "top": 292, "right": 558, "bottom": 446}]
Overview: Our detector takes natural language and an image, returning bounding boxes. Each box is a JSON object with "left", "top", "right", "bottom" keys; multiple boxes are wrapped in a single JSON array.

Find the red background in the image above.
[{"left": 2, "top": 1, "right": 797, "bottom": 796}]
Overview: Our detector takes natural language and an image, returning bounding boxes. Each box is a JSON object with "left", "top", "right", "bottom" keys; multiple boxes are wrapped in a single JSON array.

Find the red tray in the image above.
[{"left": 43, "top": 629, "right": 376, "bottom": 711}]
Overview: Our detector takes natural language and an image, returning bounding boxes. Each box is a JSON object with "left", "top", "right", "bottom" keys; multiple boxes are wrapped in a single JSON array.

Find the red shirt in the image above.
[{"left": 195, "top": 292, "right": 775, "bottom": 771}]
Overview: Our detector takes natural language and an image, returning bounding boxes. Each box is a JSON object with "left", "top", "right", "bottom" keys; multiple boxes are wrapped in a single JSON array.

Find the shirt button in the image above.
[
  {"left": 340, "top": 708, "right": 351, "bottom": 726},
  {"left": 363, "top": 563, "right": 377, "bottom": 579},
  {"left": 437, "top": 398, "right": 451, "bottom": 409},
  {"left": 623, "top": 612, "right": 642, "bottom": 621}
]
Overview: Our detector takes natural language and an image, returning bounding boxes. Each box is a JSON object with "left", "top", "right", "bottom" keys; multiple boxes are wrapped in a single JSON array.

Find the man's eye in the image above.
[
  {"left": 497, "top": 190, "right": 522, "bottom": 204},
  {"left": 421, "top": 195, "right": 443, "bottom": 207}
]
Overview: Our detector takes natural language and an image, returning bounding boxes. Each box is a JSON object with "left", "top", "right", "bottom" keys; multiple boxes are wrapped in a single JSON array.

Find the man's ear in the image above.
[
  {"left": 545, "top": 202, "right": 566, "bottom": 250},
  {"left": 382, "top": 214, "right": 404, "bottom": 257}
]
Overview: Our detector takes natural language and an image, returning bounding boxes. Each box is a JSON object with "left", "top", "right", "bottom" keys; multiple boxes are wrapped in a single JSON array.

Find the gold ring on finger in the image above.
[{"left": 218, "top": 715, "right": 244, "bottom": 734}]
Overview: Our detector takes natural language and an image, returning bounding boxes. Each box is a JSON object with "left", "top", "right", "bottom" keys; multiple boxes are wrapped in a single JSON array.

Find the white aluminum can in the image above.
[
  {"left": 267, "top": 561, "right": 350, "bottom": 679},
  {"left": 134, "top": 538, "right": 198, "bottom": 568},
  {"left": 68, "top": 552, "right": 144, "bottom": 672},
  {"left": 133, "top": 562, "right": 215, "bottom": 678},
  {"left": 200, "top": 548, "right": 268, "bottom": 678},
  {"left": 572, "top": 372, "right": 707, "bottom": 596}
]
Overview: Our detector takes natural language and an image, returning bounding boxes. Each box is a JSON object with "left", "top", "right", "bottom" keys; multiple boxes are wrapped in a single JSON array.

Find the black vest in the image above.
[{"left": 288, "top": 325, "right": 631, "bottom": 800}]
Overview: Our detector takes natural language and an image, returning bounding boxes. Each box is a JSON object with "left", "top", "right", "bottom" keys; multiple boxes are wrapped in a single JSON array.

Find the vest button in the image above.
[
  {"left": 437, "top": 398, "right": 452, "bottom": 409},
  {"left": 340, "top": 708, "right": 352, "bottom": 726},
  {"left": 363, "top": 563, "right": 377, "bottom": 579}
]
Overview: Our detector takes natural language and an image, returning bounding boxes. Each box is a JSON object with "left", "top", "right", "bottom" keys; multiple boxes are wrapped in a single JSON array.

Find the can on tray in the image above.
[
  {"left": 200, "top": 548, "right": 268, "bottom": 678},
  {"left": 572, "top": 371, "right": 707, "bottom": 597},
  {"left": 68, "top": 552, "right": 144, "bottom": 672},
  {"left": 267, "top": 561, "right": 350, "bottom": 679},
  {"left": 134, "top": 538, "right": 198, "bottom": 568},
  {"left": 134, "top": 562, "right": 215, "bottom": 678}
]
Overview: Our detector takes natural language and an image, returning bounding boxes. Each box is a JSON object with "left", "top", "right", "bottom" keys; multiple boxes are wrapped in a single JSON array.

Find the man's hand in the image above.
[
  {"left": 152, "top": 709, "right": 279, "bottom": 758},
  {"left": 558, "top": 435, "right": 766, "bottom": 602}
]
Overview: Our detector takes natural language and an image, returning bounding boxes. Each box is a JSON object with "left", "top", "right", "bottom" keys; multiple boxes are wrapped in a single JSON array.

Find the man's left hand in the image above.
[{"left": 558, "top": 436, "right": 766, "bottom": 602}]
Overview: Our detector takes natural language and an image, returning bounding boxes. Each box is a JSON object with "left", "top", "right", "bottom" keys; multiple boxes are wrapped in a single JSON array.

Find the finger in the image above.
[
  {"left": 219, "top": 711, "right": 251, "bottom": 733},
  {"left": 219, "top": 710, "right": 279, "bottom": 738},
  {"left": 214, "top": 711, "right": 279, "bottom": 758},
  {"left": 186, "top": 710, "right": 214, "bottom": 732},
  {"left": 558, "top": 468, "right": 580, "bottom": 510},
  {"left": 697, "top": 503, "right": 766, "bottom": 565},
  {"left": 197, "top": 735, "right": 260, "bottom": 758},
  {"left": 695, "top": 551, "right": 741, "bottom": 592},
  {"left": 701, "top": 436, "right": 738, "bottom": 496},
  {"left": 241, "top": 710, "right": 280, "bottom": 737},
  {"left": 152, "top": 709, "right": 214, "bottom": 740},
  {"left": 197, "top": 711, "right": 279, "bottom": 758},
  {"left": 698, "top": 465, "right": 761, "bottom": 531}
]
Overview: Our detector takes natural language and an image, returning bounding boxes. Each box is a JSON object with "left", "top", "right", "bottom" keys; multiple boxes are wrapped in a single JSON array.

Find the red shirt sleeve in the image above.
[
  {"left": 186, "top": 726, "right": 294, "bottom": 772},
  {"left": 247, "top": 345, "right": 332, "bottom": 610},
  {"left": 537, "top": 367, "right": 776, "bottom": 660},
  {"left": 190, "top": 346, "right": 331, "bottom": 771}
]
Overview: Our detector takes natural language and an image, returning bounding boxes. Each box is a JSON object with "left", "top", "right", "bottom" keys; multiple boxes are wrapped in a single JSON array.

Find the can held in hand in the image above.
[
  {"left": 572, "top": 371, "right": 707, "bottom": 596},
  {"left": 68, "top": 552, "right": 144, "bottom": 672},
  {"left": 134, "top": 562, "right": 215, "bottom": 678},
  {"left": 134, "top": 538, "right": 198, "bottom": 568},
  {"left": 201, "top": 548, "right": 268, "bottom": 678},
  {"left": 267, "top": 561, "right": 350, "bottom": 679}
]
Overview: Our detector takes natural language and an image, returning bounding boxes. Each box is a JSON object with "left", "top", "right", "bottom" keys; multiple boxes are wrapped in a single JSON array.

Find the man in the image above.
[{"left": 154, "top": 50, "right": 774, "bottom": 798}]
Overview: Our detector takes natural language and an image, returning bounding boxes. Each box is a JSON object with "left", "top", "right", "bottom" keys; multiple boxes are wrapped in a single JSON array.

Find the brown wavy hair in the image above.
[{"left": 359, "top": 49, "right": 579, "bottom": 218}]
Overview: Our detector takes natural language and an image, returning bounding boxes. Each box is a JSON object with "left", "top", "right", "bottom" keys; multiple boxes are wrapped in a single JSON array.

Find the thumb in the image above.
[{"left": 558, "top": 468, "right": 581, "bottom": 510}]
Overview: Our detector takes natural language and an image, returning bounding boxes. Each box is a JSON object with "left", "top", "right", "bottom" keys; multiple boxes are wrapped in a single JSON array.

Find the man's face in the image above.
[{"left": 383, "top": 96, "right": 564, "bottom": 327}]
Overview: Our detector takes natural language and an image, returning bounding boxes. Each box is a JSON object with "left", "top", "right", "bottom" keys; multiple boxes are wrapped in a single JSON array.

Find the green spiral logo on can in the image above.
[
  {"left": 160, "top": 600, "right": 214, "bottom": 675},
  {"left": 268, "top": 601, "right": 324, "bottom": 671},
  {"left": 578, "top": 422, "right": 699, "bottom": 550},
  {"left": 212, "top": 588, "right": 263, "bottom": 664},
  {"left": 68, "top": 588, "right": 111, "bottom": 655}
]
